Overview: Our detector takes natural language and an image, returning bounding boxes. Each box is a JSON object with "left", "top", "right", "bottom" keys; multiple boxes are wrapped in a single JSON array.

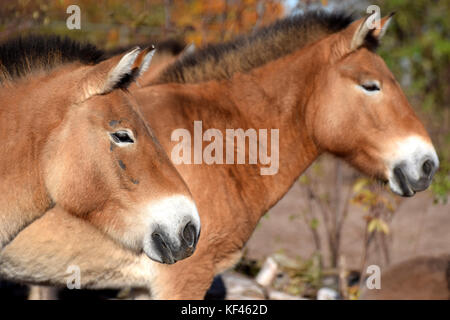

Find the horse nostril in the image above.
[
  {"left": 422, "top": 159, "right": 434, "bottom": 177},
  {"left": 182, "top": 222, "right": 197, "bottom": 248},
  {"left": 151, "top": 231, "right": 176, "bottom": 264},
  {"left": 152, "top": 232, "right": 168, "bottom": 250}
]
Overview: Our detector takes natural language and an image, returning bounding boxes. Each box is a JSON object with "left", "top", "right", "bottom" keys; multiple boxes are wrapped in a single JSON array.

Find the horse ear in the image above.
[
  {"left": 372, "top": 12, "right": 395, "bottom": 40},
  {"left": 342, "top": 12, "right": 394, "bottom": 53},
  {"left": 133, "top": 46, "right": 156, "bottom": 78},
  {"left": 180, "top": 43, "right": 196, "bottom": 58},
  {"left": 97, "top": 47, "right": 141, "bottom": 92},
  {"left": 81, "top": 47, "right": 156, "bottom": 99},
  {"left": 348, "top": 14, "right": 374, "bottom": 51}
]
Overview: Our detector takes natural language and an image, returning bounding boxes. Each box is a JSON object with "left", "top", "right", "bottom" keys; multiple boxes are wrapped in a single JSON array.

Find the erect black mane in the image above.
[
  {"left": 156, "top": 10, "right": 355, "bottom": 84},
  {"left": 0, "top": 35, "right": 105, "bottom": 82}
]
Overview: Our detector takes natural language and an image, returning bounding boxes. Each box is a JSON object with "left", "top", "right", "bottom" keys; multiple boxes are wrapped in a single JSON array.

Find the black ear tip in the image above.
[
  {"left": 388, "top": 12, "right": 396, "bottom": 18},
  {"left": 141, "top": 46, "right": 156, "bottom": 56}
]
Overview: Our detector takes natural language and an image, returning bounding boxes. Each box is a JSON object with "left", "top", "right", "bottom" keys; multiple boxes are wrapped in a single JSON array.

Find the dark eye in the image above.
[
  {"left": 110, "top": 130, "right": 134, "bottom": 145},
  {"left": 360, "top": 81, "right": 381, "bottom": 92}
]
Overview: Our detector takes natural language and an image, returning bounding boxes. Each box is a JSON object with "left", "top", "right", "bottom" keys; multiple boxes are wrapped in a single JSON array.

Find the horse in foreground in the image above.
[
  {"left": 0, "top": 35, "right": 200, "bottom": 265},
  {"left": 1, "top": 11, "right": 439, "bottom": 299}
]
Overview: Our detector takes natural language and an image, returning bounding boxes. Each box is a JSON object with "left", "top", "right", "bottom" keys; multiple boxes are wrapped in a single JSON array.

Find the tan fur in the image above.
[
  {"left": 1, "top": 14, "right": 436, "bottom": 299},
  {"left": 0, "top": 206, "right": 156, "bottom": 289}
]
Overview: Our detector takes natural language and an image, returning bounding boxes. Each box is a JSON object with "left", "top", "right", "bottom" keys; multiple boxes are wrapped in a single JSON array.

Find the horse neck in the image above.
[
  {"left": 222, "top": 45, "right": 324, "bottom": 215},
  {"left": 0, "top": 75, "right": 71, "bottom": 191},
  {"left": 140, "top": 43, "right": 325, "bottom": 225},
  {"left": 0, "top": 79, "right": 65, "bottom": 247}
]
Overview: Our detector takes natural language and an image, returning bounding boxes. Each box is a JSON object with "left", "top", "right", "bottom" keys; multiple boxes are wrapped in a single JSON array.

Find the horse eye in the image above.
[
  {"left": 360, "top": 81, "right": 380, "bottom": 92},
  {"left": 110, "top": 130, "right": 134, "bottom": 145}
]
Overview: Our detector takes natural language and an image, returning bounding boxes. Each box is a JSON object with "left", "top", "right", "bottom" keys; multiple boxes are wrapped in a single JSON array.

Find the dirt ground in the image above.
[{"left": 245, "top": 175, "right": 450, "bottom": 273}]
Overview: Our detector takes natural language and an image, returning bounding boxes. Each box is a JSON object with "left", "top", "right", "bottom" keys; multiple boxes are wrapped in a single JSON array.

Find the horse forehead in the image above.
[
  {"left": 349, "top": 50, "right": 391, "bottom": 75},
  {"left": 87, "top": 91, "right": 138, "bottom": 118}
]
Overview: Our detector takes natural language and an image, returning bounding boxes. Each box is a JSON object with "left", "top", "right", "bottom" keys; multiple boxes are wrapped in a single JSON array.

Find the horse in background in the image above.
[{"left": 360, "top": 255, "right": 450, "bottom": 300}]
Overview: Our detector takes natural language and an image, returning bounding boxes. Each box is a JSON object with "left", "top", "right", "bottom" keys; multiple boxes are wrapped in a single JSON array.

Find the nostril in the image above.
[
  {"left": 151, "top": 231, "right": 176, "bottom": 264},
  {"left": 152, "top": 232, "right": 168, "bottom": 250},
  {"left": 182, "top": 222, "right": 196, "bottom": 248},
  {"left": 422, "top": 159, "right": 434, "bottom": 177}
]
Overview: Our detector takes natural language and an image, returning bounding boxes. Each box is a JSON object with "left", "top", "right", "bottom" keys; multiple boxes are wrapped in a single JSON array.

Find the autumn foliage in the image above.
[
  {"left": 0, "top": 1, "right": 283, "bottom": 47},
  {"left": 170, "top": 0, "right": 283, "bottom": 44}
]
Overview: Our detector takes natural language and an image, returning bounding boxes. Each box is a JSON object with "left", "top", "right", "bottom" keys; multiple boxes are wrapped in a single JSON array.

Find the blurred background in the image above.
[{"left": 0, "top": 0, "right": 448, "bottom": 299}]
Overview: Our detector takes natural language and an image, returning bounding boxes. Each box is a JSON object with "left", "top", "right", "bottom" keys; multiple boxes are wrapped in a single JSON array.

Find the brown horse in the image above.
[
  {"left": 0, "top": 35, "right": 200, "bottom": 264},
  {"left": 1, "top": 11, "right": 439, "bottom": 299}
]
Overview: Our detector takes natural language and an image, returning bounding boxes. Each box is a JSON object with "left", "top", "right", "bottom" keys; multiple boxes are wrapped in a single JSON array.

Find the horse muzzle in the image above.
[
  {"left": 384, "top": 136, "right": 439, "bottom": 197},
  {"left": 149, "top": 222, "right": 200, "bottom": 264},
  {"left": 141, "top": 195, "right": 201, "bottom": 264},
  {"left": 393, "top": 159, "right": 437, "bottom": 197},
  {"left": 389, "top": 157, "right": 438, "bottom": 197}
]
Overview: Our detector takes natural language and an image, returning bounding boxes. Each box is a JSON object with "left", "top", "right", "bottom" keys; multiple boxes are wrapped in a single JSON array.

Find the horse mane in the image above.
[
  {"left": 0, "top": 35, "right": 105, "bottom": 83},
  {"left": 156, "top": 10, "right": 355, "bottom": 84}
]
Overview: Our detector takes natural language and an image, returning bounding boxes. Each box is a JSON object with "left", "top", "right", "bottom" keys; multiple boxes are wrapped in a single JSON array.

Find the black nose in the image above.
[
  {"left": 151, "top": 232, "right": 175, "bottom": 264},
  {"left": 182, "top": 221, "right": 197, "bottom": 248},
  {"left": 150, "top": 223, "right": 199, "bottom": 264},
  {"left": 393, "top": 166, "right": 415, "bottom": 197},
  {"left": 393, "top": 158, "right": 437, "bottom": 197},
  {"left": 422, "top": 159, "right": 434, "bottom": 178}
]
